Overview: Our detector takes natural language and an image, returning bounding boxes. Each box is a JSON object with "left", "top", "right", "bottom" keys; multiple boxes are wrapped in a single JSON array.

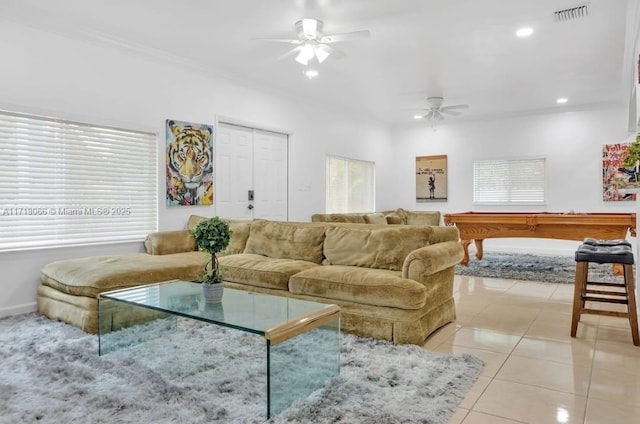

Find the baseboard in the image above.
[{"left": 0, "top": 302, "right": 37, "bottom": 318}]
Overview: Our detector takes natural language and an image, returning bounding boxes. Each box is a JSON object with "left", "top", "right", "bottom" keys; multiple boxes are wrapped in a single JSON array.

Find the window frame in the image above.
[{"left": 473, "top": 156, "right": 547, "bottom": 206}]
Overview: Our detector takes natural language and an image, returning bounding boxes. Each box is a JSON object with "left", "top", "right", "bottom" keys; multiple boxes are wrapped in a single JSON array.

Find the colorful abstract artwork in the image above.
[
  {"left": 166, "top": 119, "right": 214, "bottom": 206},
  {"left": 602, "top": 142, "right": 636, "bottom": 201}
]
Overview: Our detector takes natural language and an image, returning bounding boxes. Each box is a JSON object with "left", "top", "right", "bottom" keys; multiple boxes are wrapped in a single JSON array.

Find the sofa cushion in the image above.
[
  {"left": 384, "top": 211, "right": 404, "bottom": 224},
  {"left": 402, "top": 209, "right": 441, "bottom": 226},
  {"left": 310, "top": 214, "right": 329, "bottom": 222},
  {"left": 144, "top": 230, "right": 197, "bottom": 255},
  {"left": 218, "top": 253, "right": 319, "bottom": 290},
  {"left": 222, "top": 220, "right": 251, "bottom": 255},
  {"left": 289, "top": 265, "right": 426, "bottom": 309},
  {"left": 244, "top": 220, "right": 326, "bottom": 263},
  {"left": 332, "top": 214, "right": 367, "bottom": 223},
  {"left": 187, "top": 214, "right": 208, "bottom": 230},
  {"left": 40, "top": 252, "right": 208, "bottom": 298},
  {"left": 323, "top": 225, "right": 433, "bottom": 271},
  {"left": 312, "top": 213, "right": 367, "bottom": 223},
  {"left": 364, "top": 213, "right": 388, "bottom": 225}
]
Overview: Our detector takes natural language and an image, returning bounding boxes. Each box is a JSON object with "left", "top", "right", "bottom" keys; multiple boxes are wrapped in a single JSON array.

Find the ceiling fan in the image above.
[
  {"left": 257, "top": 18, "right": 370, "bottom": 77},
  {"left": 414, "top": 97, "right": 469, "bottom": 125}
]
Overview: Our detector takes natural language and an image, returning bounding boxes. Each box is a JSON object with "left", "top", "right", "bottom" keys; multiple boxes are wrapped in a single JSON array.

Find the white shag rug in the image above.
[{"left": 0, "top": 313, "right": 483, "bottom": 424}]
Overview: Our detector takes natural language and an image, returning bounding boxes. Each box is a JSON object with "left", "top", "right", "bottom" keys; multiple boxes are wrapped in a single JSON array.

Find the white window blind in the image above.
[
  {"left": 473, "top": 157, "right": 546, "bottom": 205},
  {"left": 326, "top": 155, "right": 375, "bottom": 213},
  {"left": 0, "top": 110, "right": 158, "bottom": 251}
]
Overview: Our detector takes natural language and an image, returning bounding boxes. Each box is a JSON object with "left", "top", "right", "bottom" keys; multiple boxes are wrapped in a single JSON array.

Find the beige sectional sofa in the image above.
[
  {"left": 38, "top": 215, "right": 463, "bottom": 345},
  {"left": 311, "top": 208, "right": 441, "bottom": 226}
]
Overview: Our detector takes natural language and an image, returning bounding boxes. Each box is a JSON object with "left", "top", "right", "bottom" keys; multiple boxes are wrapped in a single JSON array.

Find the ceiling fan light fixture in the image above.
[
  {"left": 427, "top": 97, "right": 443, "bottom": 108},
  {"left": 315, "top": 46, "right": 330, "bottom": 63},
  {"left": 295, "top": 53, "right": 308, "bottom": 65},
  {"left": 295, "top": 43, "right": 315, "bottom": 65},
  {"left": 300, "top": 18, "right": 320, "bottom": 39},
  {"left": 263, "top": 17, "right": 369, "bottom": 75}
]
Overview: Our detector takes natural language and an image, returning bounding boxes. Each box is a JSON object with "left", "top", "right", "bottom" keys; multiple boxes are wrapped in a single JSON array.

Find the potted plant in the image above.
[
  {"left": 191, "top": 216, "right": 232, "bottom": 302},
  {"left": 622, "top": 134, "right": 640, "bottom": 186}
]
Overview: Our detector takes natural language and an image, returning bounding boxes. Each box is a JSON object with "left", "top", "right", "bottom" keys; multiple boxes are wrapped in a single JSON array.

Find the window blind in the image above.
[
  {"left": 0, "top": 110, "right": 158, "bottom": 251},
  {"left": 473, "top": 157, "right": 546, "bottom": 205},
  {"left": 325, "top": 155, "right": 375, "bottom": 213}
]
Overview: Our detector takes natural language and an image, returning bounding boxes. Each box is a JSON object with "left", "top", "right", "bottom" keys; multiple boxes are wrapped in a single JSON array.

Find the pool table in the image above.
[{"left": 444, "top": 212, "right": 636, "bottom": 266}]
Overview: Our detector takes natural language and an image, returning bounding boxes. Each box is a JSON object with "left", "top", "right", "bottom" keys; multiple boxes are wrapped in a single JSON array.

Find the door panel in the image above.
[
  {"left": 216, "top": 123, "right": 288, "bottom": 221},
  {"left": 254, "top": 130, "right": 288, "bottom": 221},
  {"left": 216, "top": 124, "right": 254, "bottom": 220}
]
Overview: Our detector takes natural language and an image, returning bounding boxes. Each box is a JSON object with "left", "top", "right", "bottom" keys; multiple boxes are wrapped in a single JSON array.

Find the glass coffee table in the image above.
[{"left": 98, "top": 280, "right": 341, "bottom": 418}]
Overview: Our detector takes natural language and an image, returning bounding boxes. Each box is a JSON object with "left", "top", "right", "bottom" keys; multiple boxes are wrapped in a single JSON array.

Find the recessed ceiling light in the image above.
[
  {"left": 556, "top": 97, "right": 568, "bottom": 104},
  {"left": 413, "top": 115, "right": 424, "bottom": 120},
  {"left": 516, "top": 27, "right": 534, "bottom": 37}
]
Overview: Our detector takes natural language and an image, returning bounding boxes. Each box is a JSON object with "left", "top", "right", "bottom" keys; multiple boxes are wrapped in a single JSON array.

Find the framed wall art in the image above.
[
  {"left": 602, "top": 142, "right": 637, "bottom": 201},
  {"left": 416, "top": 155, "right": 447, "bottom": 202},
  {"left": 166, "top": 119, "right": 214, "bottom": 206}
]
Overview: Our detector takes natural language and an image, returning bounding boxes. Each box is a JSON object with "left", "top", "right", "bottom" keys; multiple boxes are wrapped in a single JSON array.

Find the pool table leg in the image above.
[
  {"left": 460, "top": 240, "right": 471, "bottom": 265},
  {"left": 460, "top": 239, "right": 485, "bottom": 265},
  {"left": 474, "top": 239, "right": 484, "bottom": 260}
]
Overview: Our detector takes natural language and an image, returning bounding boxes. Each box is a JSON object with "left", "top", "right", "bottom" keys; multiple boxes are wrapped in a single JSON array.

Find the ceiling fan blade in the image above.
[
  {"left": 251, "top": 38, "right": 302, "bottom": 45},
  {"left": 440, "top": 109, "right": 462, "bottom": 116},
  {"left": 320, "top": 30, "right": 371, "bottom": 43},
  {"left": 424, "top": 111, "right": 434, "bottom": 120},
  {"left": 440, "top": 104, "right": 469, "bottom": 111},
  {"left": 276, "top": 46, "right": 303, "bottom": 61},
  {"left": 319, "top": 43, "right": 346, "bottom": 59}
]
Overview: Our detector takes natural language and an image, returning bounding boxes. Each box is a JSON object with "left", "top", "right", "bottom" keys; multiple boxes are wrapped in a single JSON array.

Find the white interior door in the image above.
[
  {"left": 215, "top": 122, "right": 288, "bottom": 220},
  {"left": 254, "top": 129, "right": 288, "bottom": 221}
]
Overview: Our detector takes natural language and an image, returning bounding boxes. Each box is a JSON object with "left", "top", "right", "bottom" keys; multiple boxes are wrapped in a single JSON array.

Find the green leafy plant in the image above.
[
  {"left": 622, "top": 134, "right": 640, "bottom": 169},
  {"left": 191, "top": 217, "right": 232, "bottom": 285}
]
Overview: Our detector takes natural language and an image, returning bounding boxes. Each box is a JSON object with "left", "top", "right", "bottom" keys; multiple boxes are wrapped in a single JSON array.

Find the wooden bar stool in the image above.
[{"left": 571, "top": 238, "right": 639, "bottom": 346}]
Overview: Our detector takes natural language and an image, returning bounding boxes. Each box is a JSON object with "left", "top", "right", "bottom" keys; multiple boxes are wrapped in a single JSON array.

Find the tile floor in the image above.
[{"left": 428, "top": 275, "right": 640, "bottom": 424}]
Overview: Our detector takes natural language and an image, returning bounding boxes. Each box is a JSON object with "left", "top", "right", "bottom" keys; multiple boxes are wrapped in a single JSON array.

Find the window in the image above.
[
  {"left": 473, "top": 157, "right": 546, "bottom": 205},
  {"left": 325, "top": 156, "right": 375, "bottom": 213},
  {"left": 0, "top": 110, "right": 158, "bottom": 251}
]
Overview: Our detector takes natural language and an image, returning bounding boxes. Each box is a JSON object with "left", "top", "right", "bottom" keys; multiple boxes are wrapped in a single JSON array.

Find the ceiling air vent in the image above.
[{"left": 554, "top": 4, "right": 589, "bottom": 22}]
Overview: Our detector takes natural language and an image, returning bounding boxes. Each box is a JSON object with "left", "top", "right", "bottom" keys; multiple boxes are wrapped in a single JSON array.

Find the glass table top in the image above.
[{"left": 100, "top": 280, "right": 332, "bottom": 336}]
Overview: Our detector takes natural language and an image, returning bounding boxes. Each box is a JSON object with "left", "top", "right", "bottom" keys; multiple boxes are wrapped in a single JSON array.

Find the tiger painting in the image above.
[{"left": 166, "top": 119, "right": 214, "bottom": 206}]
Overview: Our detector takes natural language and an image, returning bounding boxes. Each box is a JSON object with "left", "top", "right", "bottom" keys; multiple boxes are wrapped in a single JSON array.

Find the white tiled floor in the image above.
[{"left": 428, "top": 275, "right": 640, "bottom": 424}]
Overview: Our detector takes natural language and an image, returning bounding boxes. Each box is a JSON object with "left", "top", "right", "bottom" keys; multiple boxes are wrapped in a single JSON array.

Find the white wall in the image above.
[
  {"left": 0, "top": 21, "right": 393, "bottom": 316},
  {"left": 391, "top": 106, "right": 637, "bottom": 256}
]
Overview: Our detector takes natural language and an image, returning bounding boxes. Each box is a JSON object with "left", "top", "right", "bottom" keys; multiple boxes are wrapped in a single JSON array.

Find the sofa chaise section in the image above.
[{"left": 38, "top": 251, "right": 207, "bottom": 334}]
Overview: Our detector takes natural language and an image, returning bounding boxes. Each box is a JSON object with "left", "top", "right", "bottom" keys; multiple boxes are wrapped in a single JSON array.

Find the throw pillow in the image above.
[
  {"left": 364, "top": 213, "right": 388, "bottom": 225},
  {"left": 385, "top": 212, "right": 404, "bottom": 224}
]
